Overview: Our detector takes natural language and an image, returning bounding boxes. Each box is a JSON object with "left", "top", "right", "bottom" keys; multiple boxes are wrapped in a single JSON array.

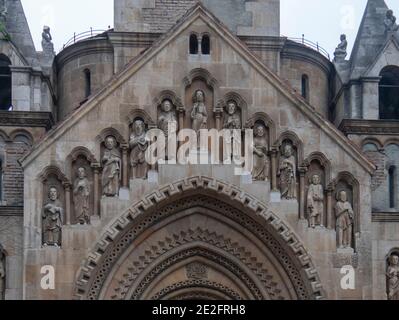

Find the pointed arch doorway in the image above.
[{"left": 75, "top": 177, "right": 324, "bottom": 300}]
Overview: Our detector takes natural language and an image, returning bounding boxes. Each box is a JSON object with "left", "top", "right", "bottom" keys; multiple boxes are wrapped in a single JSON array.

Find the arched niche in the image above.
[
  {"left": 218, "top": 92, "right": 247, "bottom": 128},
  {"left": 329, "top": 171, "right": 360, "bottom": 237},
  {"left": 303, "top": 152, "right": 332, "bottom": 226},
  {"left": 182, "top": 68, "right": 219, "bottom": 130},
  {"left": 275, "top": 131, "right": 304, "bottom": 165},
  {"left": 127, "top": 109, "right": 156, "bottom": 130},
  {"left": 38, "top": 165, "right": 70, "bottom": 227},
  {"left": 386, "top": 248, "right": 399, "bottom": 300},
  {"left": 245, "top": 112, "right": 277, "bottom": 148},
  {"left": 67, "top": 147, "right": 98, "bottom": 224}
]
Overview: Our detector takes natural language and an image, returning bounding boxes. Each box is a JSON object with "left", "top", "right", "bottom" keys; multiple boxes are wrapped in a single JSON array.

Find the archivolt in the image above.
[{"left": 74, "top": 176, "right": 325, "bottom": 300}]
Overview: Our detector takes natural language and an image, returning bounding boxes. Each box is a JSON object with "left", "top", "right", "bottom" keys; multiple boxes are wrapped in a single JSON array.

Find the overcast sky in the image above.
[{"left": 21, "top": 0, "right": 399, "bottom": 57}]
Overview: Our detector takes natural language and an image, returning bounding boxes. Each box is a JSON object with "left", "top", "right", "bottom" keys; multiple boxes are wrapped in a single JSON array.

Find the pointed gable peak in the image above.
[{"left": 349, "top": 0, "right": 391, "bottom": 78}]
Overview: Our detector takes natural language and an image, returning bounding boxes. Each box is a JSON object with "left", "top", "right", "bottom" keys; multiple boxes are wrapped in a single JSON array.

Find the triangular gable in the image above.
[
  {"left": 20, "top": 2, "right": 375, "bottom": 174},
  {"left": 364, "top": 35, "right": 399, "bottom": 77}
]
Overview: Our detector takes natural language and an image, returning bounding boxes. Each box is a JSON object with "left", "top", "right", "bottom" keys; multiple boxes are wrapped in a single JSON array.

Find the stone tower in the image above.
[{"left": 114, "top": 0, "right": 280, "bottom": 36}]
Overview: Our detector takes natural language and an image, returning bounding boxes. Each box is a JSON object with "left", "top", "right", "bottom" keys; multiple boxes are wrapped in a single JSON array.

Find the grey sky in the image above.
[{"left": 21, "top": 0, "right": 399, "bottom": 57}]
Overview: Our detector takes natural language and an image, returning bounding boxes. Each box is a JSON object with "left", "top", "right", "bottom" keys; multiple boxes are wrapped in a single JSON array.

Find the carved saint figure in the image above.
[
  {"left": 307, "top": 174, "right": 324, "bottom": 228},
  {"left": 223, "top": 101, "right": 242, "bottom": 162},
  {"left": 278, "top": 144, "right": 297, "bottom": 200},
  {"left": 191, "top": 90, "right": 208, "bottom": 134},
  {"left": 73, "top": 167, "right": 91, "bottom": 225},
  {"left": 41, "top": 25, "right": 54, "bottom": 53},
  {"left": 252, "top": 124, "right": 269, "bottom": 181},
  {"left": 158, "top": 100, "right": 177, "bottom": 138},
  {"left": 387, "top": 254, "right": 399, "bottom": 300},
  {"left": 42, "top": 187, "right": 63, "bottom": 247},
  {"left": 130, "top": 119, "right": 149, "bottom": 179},
  {"left": 334, "top": 34, "right": 348, "bottom": 61},
  {"left": 102, "top": 136, "right": 121, "bottom": 197},
  {"left": 384, "top": 10, "right": 399, "bottom": 33},
  {"left": 335, "top": 190, "right": 354, "bottom": 249},
  {"left": 0, "top": 248, "right": 5, "bottom": 300}
]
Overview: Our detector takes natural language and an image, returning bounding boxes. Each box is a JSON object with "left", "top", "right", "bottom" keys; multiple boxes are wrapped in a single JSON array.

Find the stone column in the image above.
[
  {"left": 92, "top": 163, "right": 100, "bottom": 218},
  {"left": 63, "top": 183, "right": 72, "bottom": 225},
  {"left": 299, "top": 167, "right": 307, "bottom": 220},
  {"left": 121, "top": 144, "right": 129, "bottom": 188},
  {"left": 326, "top": 187, "right": 333, "bottom": 229},
  {"left": 270, "top": 148, "right": 278, "bottom": 191},
  {"left": 215, "top": 109, "right": 223, "bottom": 131},
  {"left": 178, "top": 110, "right": 185, "bottom": 132},
  {"left": 361, "top": 77, "right": 381, "bottom": 120}
]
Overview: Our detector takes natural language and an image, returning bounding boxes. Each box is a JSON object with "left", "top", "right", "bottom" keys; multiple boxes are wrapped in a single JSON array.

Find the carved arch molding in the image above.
[{"left": 74, "top": 177, "right": 325, "bottom": 300}]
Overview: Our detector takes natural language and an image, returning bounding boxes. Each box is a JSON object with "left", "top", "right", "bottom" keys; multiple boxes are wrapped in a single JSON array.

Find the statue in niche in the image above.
[
  {"left": 387, "top": 254, "right": 399, "bottom": 300},
  {"left": 384, "top": 10, "right": 399, "bottom": 33},
  {"left": 41, "top": 26, "right": 54, "bottom": 53},
  {"left": 252, "top": 124, "right": 269, "bottom": 181},
  {"left": 158, "top": 100, "right": 177, "bottom": 139},
  {"left": 335, "top": 190, "right": 354, "bottom": 249},
  {"left": 42, "top": 186, "right": 63, "bottom": 247},
  {"left": 0, "top": 248, "right": 4, "bottom": 300},
  {"left": 307, "top": 174, "right": 324, "bottom": 228},
  {"left": 278, "top": 144, "right": 297, "bottom": 200},
  {"left": 223, "top": 101, "right": 242, "bottom": 162},
  {"left": 191, "top": 90, "right": 208, "bottom": 135},
  {"left": 130, "top": 119, "right": 149, "bottom": 179},
  {"left": 73, "top": 167, "right": 91, "bottom": 225},
  {"left": 102, "top": 136, "right": 121, "bottom": 197},
  {"left": 334, "top": 34, "right": 348, "bottom": 62}
]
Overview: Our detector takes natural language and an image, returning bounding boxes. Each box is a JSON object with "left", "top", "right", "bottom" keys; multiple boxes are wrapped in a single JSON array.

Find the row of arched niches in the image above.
[{"left": 40, "top": 73, "right": 361, "bottom": 253}]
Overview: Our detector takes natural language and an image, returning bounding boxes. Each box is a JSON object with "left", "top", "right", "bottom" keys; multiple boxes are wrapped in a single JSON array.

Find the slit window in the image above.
[
  {"left": 389, "top": 166, "right": 396, "bottom": 209},
  {"left": 0, "top": 159, "right": 3, "bottom": 202},
  {"left": 301, "top": 74, "right": 309, "bottom": 101},
  {"left": 84, "top": 69, "right": 91, "bottom": 99},
  {"left": 189, "top": 34, "right": 198, "bottom": 54},
  {"left": 201, "top": 35, "right": 210, "bottom": 55}
]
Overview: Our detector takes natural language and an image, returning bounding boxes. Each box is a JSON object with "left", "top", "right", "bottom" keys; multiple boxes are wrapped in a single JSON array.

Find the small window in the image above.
[
  {"left": 389, "top": 166, "right": 396, "bottom": 209},
  {"left": 0, "top": 54, "right": 12, "bottom": 111},
  {"left": 301, "top": 74, "right": 309, "bottom": 101},
  {"left": 84, "top": 69, "right": 91, "bottom": 99},
  {"left": 201, "top": 34, "right": 210, "bottom": 55},
  {"left": 189, "top": 34, "right": 199, "bottom": 54},
  {"left": 379, "top": 66, "right": 399, "bottom": 120}
]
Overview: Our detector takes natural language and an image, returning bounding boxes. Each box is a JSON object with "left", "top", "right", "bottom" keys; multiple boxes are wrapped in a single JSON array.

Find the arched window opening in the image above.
[
  {"left": 301, "top": 74, "right": 309, "bottom": 101},
  {"left": 84, "top": 69, "right": 91, "bottom": 99},
  {"left": 379, "top": 66, "right": 399, "bottom": 120},
  {"left": 189, "top": 34, "right": 198, "bottom": 54},
  {"left": 201, "top": 34, "right": 210, "bottom": 55},
  {"left": 0, "top": 54, "right": 12, "bottom": 111},
  {"left": 389, "top": 166, "right": 397, "bottom": 209}
]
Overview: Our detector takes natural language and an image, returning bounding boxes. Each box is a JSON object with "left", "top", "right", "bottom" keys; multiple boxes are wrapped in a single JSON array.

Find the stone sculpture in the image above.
[
  {"left": 130, "top": 119, "right": 149, "bottom": 179},
  {"left": 384, "top": 10, "right": 399, "bottom": 33},
  {"left": 191, "top": 90, "right": 208, "bottom": 135},
  {"left": 41, "top": 25, "right": 54, "bottom": 53},
  {"left": 223, "top": 101, "right": 242, "bottom": 162},
  {"left": 252, "top": 124, "right": 269, "bottom": 181},
  {"left": 278, "top": 144, "right": 297, "bottom": 200},
  {"left": 73, "top": 167, "right": 91, "bottom": 225},
  {"left": 307, "top": 174, "right": 324, "bottom": 228},
  {"left": 0, "top": 0, "right": 7, "bottom": 26},
  {"left": 102, "top": 136, "right": 121, "bottom": 197},
  {"left": 334, "top": 34, "right": 348, "bottom": 61},
  {"left": 387, "top": 254, "right": 399, "bottom": 300},
  {"left": 158, "top": 100, "right": 177, "bottom": 138},
  {"left": 335, "top": 190, "right": 354, "bottom": 249},
  {"left": 42, "top": 187, "right": 63, "bottom": 247}
]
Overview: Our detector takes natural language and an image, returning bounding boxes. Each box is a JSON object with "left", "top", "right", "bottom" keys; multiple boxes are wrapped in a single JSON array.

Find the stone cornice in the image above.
[
  {"left": 339, "top": 119, "right": 399, "bottom": 136},
  {"left": 0, "top": 111, "right": 54, "bottom": 131}
]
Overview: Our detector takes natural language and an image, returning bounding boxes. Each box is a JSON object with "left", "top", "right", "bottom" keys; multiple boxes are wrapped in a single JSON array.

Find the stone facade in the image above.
[{"left": 0, "top": 0, "right": 398, "bottom": 300}]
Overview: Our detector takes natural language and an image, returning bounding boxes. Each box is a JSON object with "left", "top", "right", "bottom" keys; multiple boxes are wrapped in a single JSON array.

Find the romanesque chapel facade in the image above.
[{"left": 0, "top": 0, "right": 398, "bottom": 300}]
